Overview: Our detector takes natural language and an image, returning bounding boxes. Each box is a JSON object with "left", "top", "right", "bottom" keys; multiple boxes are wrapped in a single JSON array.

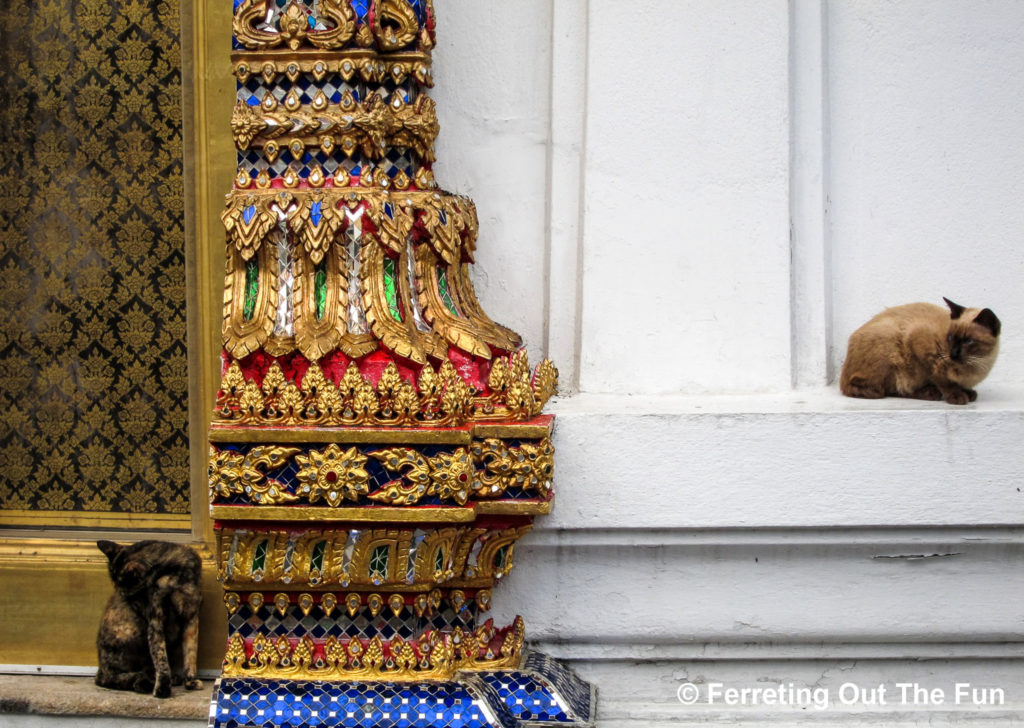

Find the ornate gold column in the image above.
[{"left": 206, "top": 1, "right": 594, "bottom": 726}]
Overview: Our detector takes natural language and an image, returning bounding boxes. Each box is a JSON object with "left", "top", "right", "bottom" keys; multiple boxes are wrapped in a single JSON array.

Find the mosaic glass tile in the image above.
[
  {"left": 474, "top": 653, "right": 595, "bottom": 727},
  {"left": 383, "top": 257, "right": 402, "bottom": 321},
  {"left": 244, "top": 258, "right": 260, "bottom": 321},
  {"left": 228, "top": 601, "right": 479, "bottom": 642},
  {"left": 479, "top": 671, "right": 570, "bottom": 723},
  {"left": 210, "top": 677, "right": 512, "bottom": 728},
  {"left": 274, "top": 229, "right": 296, "bottom": 337},
  {"left": 236, "top": 76, "right": 357, "bottom": 107},
  {"left": 520, "top": 653, "right": 595, "bottom": 721},
  {"left": 309, "top": 262, "right": 324, "bottom": 320},
  {"left": 437, "top": 267, "right": 460, "bottom": 316},
  {"left": 344, "top": 209, "right": 371, "bottom": 333}
]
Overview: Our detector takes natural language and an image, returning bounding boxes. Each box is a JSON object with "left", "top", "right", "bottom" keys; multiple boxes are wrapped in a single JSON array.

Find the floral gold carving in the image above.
[
  {"left": 372, "top": 0, "right": 420, "bottom": 51},
  {"left": 234, "top": 0, "right": 357, "bottom": 51},
  {"left": 215, "top": 355, "right": 556, "bottom": 427},
  {"left": 369, "top": 448, "right": 474, "bottom": 506},
  {"left": 294, "top": 444, "right": 370, "bottom": 506},
  {"left": 208, "top": 445, "right": 302, "bottom": 505},
  {"left": 221, "top": 615, "right": 524, "bottom": 681},
  {"left": 231, "top": 95, "right": 439, "bottom": 163}
]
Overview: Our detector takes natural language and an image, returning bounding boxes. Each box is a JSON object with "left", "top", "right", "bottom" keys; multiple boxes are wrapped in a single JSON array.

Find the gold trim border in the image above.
[
  {"left": 209, "top": 417, "right": 554, "bottom": 446},
  {"left": 209, "top": 425, "right": 473, "bottom": 445},
  {"left": 0, "top": 511, "right": 192, "bottom": 531},
  {"left": 212, "top": 505, "right": 476, "bottom": 522},
  {"left": 0, "top": 539, "right": 226, "bottom": 669},
  {"left": 211, "top": 501, "right": 550, "bottom": 522},
  {"left": 472, "top": 422, "right": 553, "bottom": 439},
  {"left": 475, "top": 501, "right": 551, "bottom": 516}
]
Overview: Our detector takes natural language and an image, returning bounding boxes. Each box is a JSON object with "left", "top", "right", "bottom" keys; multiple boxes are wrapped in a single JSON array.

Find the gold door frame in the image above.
[{"left": 0, "top": 0, "right": 232, "bottom": 670}]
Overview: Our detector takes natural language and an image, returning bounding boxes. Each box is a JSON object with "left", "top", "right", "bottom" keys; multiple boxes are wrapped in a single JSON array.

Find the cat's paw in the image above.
[
  {"left": 132, "top": 675, "right": 154, "bottom": 694},
  {"left": 944, "top": 389, "right": 971, "bottom": 405},
  {"left": 965, "top": 388, "right": 978, "bottom": 402},
  {"left": 153, "top": 674, "right": 172, "bottom": 699},
  {"left": 184, "top": 677, "right": 204, "bottom": 691},
  {"left": 911, "top": 384, "right": 943, "bottom": 401}
]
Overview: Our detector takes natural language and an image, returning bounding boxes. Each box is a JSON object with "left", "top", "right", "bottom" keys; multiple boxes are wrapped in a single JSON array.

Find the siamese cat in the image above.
[{"left": 840, "top": 297, "right": 1000, "bottom": 405}]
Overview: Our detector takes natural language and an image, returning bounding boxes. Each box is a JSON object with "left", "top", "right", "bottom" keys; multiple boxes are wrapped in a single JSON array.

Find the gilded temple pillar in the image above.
[{"left": 206, "top": 1, "right": 595, "bottom": 726}]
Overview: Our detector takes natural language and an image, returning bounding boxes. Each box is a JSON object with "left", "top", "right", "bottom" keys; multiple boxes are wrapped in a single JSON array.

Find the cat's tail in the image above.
[{"left": 840, "top": 374, "right": 886, "bottom": 399}]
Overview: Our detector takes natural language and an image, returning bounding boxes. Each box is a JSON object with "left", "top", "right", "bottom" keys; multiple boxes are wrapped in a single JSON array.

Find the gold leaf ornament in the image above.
[
  {"left": 368, "top": 448, "right": 431, "bottom": 505},
  {"left": 290, "top": 194, "right": 342, "bottom": 263},
  {"left": 223, "top": 195, "right": 276, "bottom": 260},
  {"left": 231, "top": 102, "right": 267, "bottom": 150},
  {"left": 372, "top": 0, "right": 419, "bottom": 51},
  {"left": 426, "top": 449, "right": 474, "bottom": 505},
  {"left": 369, "top": 446, "right": 473, "bottom": 505},
  {"left": 295, "top": 444, "right": 370, "bottom": 506},
  {"left": 209, "top": 445, "right": 302, "bottom": 505}
]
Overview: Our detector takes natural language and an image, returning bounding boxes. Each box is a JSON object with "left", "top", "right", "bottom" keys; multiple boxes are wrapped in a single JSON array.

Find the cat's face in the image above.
[
  {"left": 944, "top": 298, "right": 1000, "bottom": 368},
  {"left": 98, "top": 540, "right": 149, "bottom": 594}
]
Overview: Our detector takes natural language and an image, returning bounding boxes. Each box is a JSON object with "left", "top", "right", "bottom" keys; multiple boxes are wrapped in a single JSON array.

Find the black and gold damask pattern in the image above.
[{"left": 0, "top": 0, "right": 189, "bottom": 517}]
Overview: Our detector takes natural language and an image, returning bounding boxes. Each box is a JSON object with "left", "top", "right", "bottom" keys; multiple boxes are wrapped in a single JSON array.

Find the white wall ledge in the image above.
[
  {"left": 541, "top": 387, "right": 1024, "bottom": 530},
  {"left": 479, "top": 387, "right": 1024, "bottom": 725},
  {"left": 548, "top": 386, "right": 1024, "bottom": 415}
]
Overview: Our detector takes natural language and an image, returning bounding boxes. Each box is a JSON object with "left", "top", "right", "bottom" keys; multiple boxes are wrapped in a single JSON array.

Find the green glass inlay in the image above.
[
  {"left": 434, "top": 548, "right": 444, "bottom": 573},
  {"left": 383, "top": 257, "right": 402, "bottom": 321},
  {"left": 437, "top": 266, "right": 459, "bottom": 316},
  {"left": 494, "top": 544, "right": 509, "bottom": 571},
  {"left": 310, "top": 541, "right": 326, "bottom": 573},
  {"left": 314, "top": 261, "right": 327, "bottom": 320},
  {"left": 369, "top": 544, "right": 390, "bottom": 581},
  {"left": 243, "top": 258, "right": 259, "bottom": 321},
  {"left": 252, "top": 540, "right": 268, "bottom": 572}
]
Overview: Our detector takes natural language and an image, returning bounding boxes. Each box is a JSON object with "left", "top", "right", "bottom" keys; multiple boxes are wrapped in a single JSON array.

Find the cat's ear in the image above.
[
  {"left": 943, "top": 297, "right": 966, "bottom": 319},
  {"left": 973, "top": 308, "right": 1001, "bottom": 337},
  {"left": 97, "top": 540, "right": 122, "bottom": 562}
]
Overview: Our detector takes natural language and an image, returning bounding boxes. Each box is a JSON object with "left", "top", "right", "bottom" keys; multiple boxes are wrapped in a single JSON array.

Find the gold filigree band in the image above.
[
  {"left": 232, "top": 94, "right": 439, "bottom": 163},
  {"left": 234, "top": 52, "right": 433, "bottom": 87},
  {"left": 233, "top": 0, "right": 436, "bottom": 54},
  {"left": 209, "top": 435, "right": 553, "bottom": 507},
  {"left": 215, "top": 525, "right": 530, "bottom": 589},
  {"left": 221, "top": 615, "right": 523, "bottom": 682},
  {"left": 214, "top": 355, "right": 557, "bottom": 427}
]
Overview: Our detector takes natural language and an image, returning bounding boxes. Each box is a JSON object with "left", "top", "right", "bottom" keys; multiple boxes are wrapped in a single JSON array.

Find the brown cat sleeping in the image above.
[{"left": 840, "top": 297, "right": 1000, "bottom": 405}]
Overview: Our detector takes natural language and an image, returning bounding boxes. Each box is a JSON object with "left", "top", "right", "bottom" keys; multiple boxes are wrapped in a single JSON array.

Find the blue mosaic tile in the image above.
[
  {"left": 210, "top": 677, "right": 510, "bottom": 728},
  {"left": 522, "top": 652, "right": 594, "bottom": 722},
  {"left": 478, "top": 672, "right": 569, "bottom": 723},
  {"left": 474, "top": 653, "right": 595, "bottom": 726}
]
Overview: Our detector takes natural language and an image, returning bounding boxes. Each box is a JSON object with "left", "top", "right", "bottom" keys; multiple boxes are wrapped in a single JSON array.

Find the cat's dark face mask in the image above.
[
  {"left": 115, "top": 558, "right": 151, "bottom": 594},
  {"left": 98, "top": 540, "right": 150, "bottom": 595}
]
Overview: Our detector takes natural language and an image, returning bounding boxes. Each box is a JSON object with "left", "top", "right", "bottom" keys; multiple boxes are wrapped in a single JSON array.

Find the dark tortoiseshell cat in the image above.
[
  {"left": 96, "top": 540, "right": 203, "bottom": 698},
  {"left": 840, "top": 297, "right": 1000, "bottom": 404}
]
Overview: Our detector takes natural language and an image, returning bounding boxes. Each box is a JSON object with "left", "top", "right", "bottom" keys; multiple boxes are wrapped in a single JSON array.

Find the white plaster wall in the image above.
[
  {"left": 433, "top": 0, "right": 1024, "bottom": 397},
  {"left": 431, "top": 1, "right": 552, "bottom": 367},
  {"left": 827, "top": 0, "right": 1024, "bottom": 390},
  {"left": 579, "top": 0, "right": 793, "bottom": 395},
  {"left": 424, "top": 2, "right": 1024, "bottom": 724}
]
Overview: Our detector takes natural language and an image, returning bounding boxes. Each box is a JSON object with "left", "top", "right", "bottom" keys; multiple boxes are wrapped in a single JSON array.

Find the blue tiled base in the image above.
[{"left": 208, "top": 651, "right": 595, "bottom": 728}]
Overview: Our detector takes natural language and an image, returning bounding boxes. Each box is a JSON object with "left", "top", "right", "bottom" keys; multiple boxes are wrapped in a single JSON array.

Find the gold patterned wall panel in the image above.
[{"left": 0, "top": 0, "right": 190, "bottom": 526}]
